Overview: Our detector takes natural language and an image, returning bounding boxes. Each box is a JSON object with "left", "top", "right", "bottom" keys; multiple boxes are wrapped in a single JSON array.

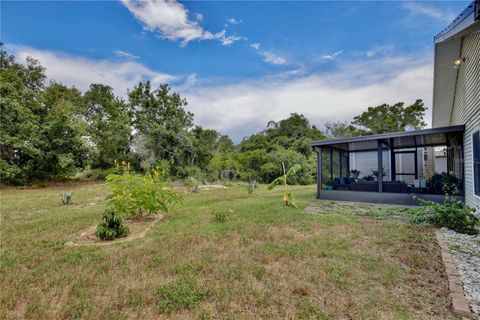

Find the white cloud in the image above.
[
  {"left": 226, "top": 17, "right": 242, "bottom": 25},
  {"left": 250, "top": 43, "right": 261, "bottom": 50},
  {"left": 215, "top": 30, "right": 245, "bottom": 46},
  {"left": 13, "top": 46, "right": 174, "bottom": 97},
  {"left": 183, "top": 55, "right": 433, "bottom": 142},
  {"left": 261, "top": 50, "right": 287, "bottom": 65},
  {"left": 401, "top": 2, "right": 455, "bottom": 23},
  {"left": 114, "top": 50, "right": 139, "bottom": 59},
  {"left": 250, "top": 43, "right": 286, "bottom": 65},
  {"left": 320, "top": 50, "right": 344, "bottom": 61},
  {"left": 122, "top": 0, "right": 242, "bottom": 46}
]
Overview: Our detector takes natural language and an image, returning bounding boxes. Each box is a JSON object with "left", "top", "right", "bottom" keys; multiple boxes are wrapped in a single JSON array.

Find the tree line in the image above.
[{"left": 0, "top": 44, "right": 427, "bottom": 185}]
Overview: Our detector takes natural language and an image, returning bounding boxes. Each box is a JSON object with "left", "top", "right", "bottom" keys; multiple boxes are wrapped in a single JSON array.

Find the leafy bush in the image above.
[
  {"left": 260, "top": 149, "right": 313, "bottom": 185},
  {"left": 211, "top": 209, "right": 232, "bottom": 222},
  {"left": 74, "top": 167, "right": 117, "bottom": 181},
  {"left": 60, "top": 191, "right": 73, "bottom": 205},
  {"left": 410, "top": 195, "right": 478, "bottom": 234},
  {"left": 183, "top": 177, "right": 201, "bottom": 192},
  {"left": 105, "top": 162, "right": 181, "bottom": 219},
  {"left": 95, "top": 208, "right": 129, "bottom": 240},
  {"left": 428, "top": 172, "right": 461, "bottom": 195}
]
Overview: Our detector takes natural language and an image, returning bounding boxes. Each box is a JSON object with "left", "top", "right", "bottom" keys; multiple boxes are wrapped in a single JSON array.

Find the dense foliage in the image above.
[
  {"left": 1, "top": 44, "right": 428, "bottom": 186},
  {"left": 325, "top": 100, "right": 427, "bottom": 138},
  {"left": 105, "top": 162, "right": 181, "bottom": 219},
  {"left": 410, "top": 196, "right": 479, "bottom": 234}
]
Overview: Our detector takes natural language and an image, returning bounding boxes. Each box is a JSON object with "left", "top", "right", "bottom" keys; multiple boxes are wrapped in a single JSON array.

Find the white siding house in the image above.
[{"left": 433, "top": 1, "right": 480, "bottom": 209}]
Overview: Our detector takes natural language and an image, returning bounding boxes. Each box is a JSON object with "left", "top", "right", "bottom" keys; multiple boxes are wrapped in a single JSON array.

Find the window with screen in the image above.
[{"left": 473, "top": 130, "right": 480, "bottom": 197}]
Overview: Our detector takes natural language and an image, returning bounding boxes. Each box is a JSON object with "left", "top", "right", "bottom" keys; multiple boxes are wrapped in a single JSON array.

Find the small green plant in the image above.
[
  {"left": 211, "top": 209, "right": 232, "bottom": 223},
  {"left": 105, "top": 161, "right": 181, "bottom": 219},
  {"left": 247, "top": 180, "right": 257, "bottom": 195},
  {"left": 268, "top": 163, "right": 302, "bottom": 209},
  {"left": 410, "top": 194, "right": 479, "bottom": 234},
  {"left": 60, "top": 191, "right": 73, "bottom": 205},
  {"left": 95, "top": 208, "right": 129, "bottom": 240}
]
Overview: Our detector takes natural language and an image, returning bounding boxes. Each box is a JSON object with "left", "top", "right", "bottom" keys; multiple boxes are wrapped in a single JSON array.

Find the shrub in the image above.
[
  {"left": 428, "top": 172, "right": 461, "bottom": 195},
  {"left": 60, "top": 191, "right": 73, "bottom": 205},
  {"left": 95, "top": 209, "right": 129, "bottom": 240},
  {"left": 211, "top": 209, "right": 232, "bottom": 223},
  {"left": 410, "top": 195, "right": 478, "bottom": 234},
  {"left": 74, "top": 167, "right": 117, "bottom": 181},
  {"left": 260, "top": 149, "right": 313, "bottom": 185},
  {"left": 105, "top": 162, "right": 181, "bottom": 219}
]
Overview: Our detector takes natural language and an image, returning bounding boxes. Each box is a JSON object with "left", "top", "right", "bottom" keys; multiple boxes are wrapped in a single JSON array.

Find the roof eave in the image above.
[{"left": 309, "top": 125, "right": 465, "bottom": 148}]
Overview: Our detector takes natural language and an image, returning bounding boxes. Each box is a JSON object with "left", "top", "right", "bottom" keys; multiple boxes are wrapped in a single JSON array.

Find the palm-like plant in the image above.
[{"left": 268, "top": 163, "right": 302, "bottom": 209}]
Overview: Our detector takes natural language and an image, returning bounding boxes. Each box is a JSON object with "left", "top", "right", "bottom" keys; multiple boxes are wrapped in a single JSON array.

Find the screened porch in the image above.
[{"left": 310, "top": 126, "right": 465, "bottom": 205}]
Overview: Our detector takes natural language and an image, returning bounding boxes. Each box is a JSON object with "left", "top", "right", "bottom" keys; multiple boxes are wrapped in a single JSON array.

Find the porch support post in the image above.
[
  {"left": 414, "top": 147, "right": 418, "bottom": 179},
  {"left": 339, "top": 151, "right": 342, "bottom": 177},
  {"left": 377, "top": 140, "right": 383, "bottom": 192},
  {"left": 390, "top": 138, "right": 395, "bottom": 181},
  {"left": 316, "top": 148, "right": 322, "bottom": 199},
  {"left": 346, "top": 152, "right": 350, "bottom": 176},
  {"left": 329, "top": 146, "right": 333, "bottom": 182}
]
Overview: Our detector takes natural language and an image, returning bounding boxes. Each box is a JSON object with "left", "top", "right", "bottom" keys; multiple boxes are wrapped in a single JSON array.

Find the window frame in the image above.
[{"left": 472, "top": 127, "right": 480, "bottom": 199}]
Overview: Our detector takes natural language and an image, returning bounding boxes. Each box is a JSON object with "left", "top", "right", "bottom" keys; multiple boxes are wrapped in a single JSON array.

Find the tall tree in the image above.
[
  {"left": 0, "top": 45, "right": 88, "bottom": 183},
  {"left": 83, "top": 84, "right": 131, "bottom": 167},
  {"left": 325, "top": 121, "right": 366, "bottom": 138},
  {"left": 127, "top": 82, "right": 193, "bottom": 174},
  {"left": 352, "top": 100, "right": 427, "bottom": 134},
  {"left": 1, "top": 45, "right": 44, "bottom": 183}
]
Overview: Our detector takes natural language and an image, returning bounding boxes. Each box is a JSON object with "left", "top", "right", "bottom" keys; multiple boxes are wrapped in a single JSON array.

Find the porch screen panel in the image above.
[{"left": 321, "top": 148, "right": 330, "bottom": 189}]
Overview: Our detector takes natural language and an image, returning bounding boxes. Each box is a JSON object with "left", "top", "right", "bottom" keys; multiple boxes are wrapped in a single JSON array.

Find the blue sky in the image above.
[{"left": 1, "top": 0, "right": 469, "bottom": 142}]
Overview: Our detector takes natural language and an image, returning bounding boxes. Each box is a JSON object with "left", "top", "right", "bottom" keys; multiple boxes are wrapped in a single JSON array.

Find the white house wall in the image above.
[{"left": 450, "top": 30, "right": 480, "bottom": 209}]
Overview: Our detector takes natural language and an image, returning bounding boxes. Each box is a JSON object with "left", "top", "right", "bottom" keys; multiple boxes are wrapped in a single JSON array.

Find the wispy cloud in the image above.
[
  {"left": 114, "top": 50, "right": 139, "bottom": 59},
  {"left": 13, "top": 45, "right": 175, "bottom": 97},
  {"left": 226, "top": 17, "right": 242, "bottom": 25},
  {"left": 319, "top": 50, "right": 344, "bottom": 61},
  {"left": 250, "top": 43, "right": 286, "bottom": 65},
  {"left": 261, "top": 50, "right": 287, "bottom": 65},
  {"left": 122, "top": 0, "right": 242, "bottom": 47},
  {"left": 250, "top": 43, "right": 261, "bottom": 50},
  {"left": 184, "top": 54, "right": 433, "bottom": 142},
  {"left": 401, "top": 2, "right": 455, "bottom": 23},
  {"left": 216, "top": 30, "right": 245, "bottom": 46}
]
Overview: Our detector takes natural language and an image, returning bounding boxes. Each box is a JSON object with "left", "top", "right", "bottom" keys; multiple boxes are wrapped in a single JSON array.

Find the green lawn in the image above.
[{"left": 0, "top": 183, "right": 454, "bottom": 319}]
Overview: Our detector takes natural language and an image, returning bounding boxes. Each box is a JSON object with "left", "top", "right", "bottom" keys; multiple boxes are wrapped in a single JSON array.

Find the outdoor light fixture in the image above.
[{"left": 454, "top": 57, "right": 465, "bottom": 68}]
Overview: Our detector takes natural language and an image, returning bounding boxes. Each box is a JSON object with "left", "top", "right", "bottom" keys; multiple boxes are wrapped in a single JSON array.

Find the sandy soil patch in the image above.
[{"left": 65, "top": 214, "right": 164, "bottom": 246}]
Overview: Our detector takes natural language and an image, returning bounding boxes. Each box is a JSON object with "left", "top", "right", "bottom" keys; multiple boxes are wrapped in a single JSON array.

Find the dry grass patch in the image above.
[{"left": 0, "top": 184, "right": 455, "bottom": 319}]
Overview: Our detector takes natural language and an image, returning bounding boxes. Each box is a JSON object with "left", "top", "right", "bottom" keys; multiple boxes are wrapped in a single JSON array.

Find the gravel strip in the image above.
[{"left": 441, "top": 228, "right": 480, "bottom": 319}]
